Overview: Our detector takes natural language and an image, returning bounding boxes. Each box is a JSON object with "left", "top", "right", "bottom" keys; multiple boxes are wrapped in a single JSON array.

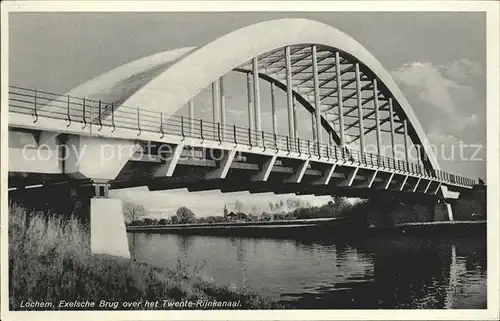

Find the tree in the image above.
[
  {"left": 175, "top": 206, "right": 196, "bottom": 224},
  {"left": 260, "top": 212, "right": 272, "bottom": 221},
  {"left": 270, "top": 200, "right": 285, "bottom": 213},
  {"left": 123, "top": 202, "right": 146, "bottom": 223},
  {"left": 333, "top": 196, "right": 346, "bottom": 205},
  {"left": 171, "top": 215, "right": 179, "bottom": 224},
  {"left": 251, "top": 205, "right": 259, "bottom": 215},
  {"left": 273, "top": 213, "right": 286, "bottom": 221},
  {"left": 286, "top": 198, "right": 304, "bottom": 210},
  {"left": 247, "top": 213, "right": 259, "bottom": 221},
  {"left": 206, "top": 216, "right": 225, "bottom": 223},
  {"left": 158, "top": 218, "right": 169, "bottom": 225},
  {"left": 223, "top": 204, "right": 228, "bottom": 219},
  {"left": 143, "top": 218, "right": 155, "bottom": 225},
  {"left": 233, "top": 199, "right": 245, "bottom": 213},
  {"left": 236, "top": 212, "right": 248, "bottom": 221}
]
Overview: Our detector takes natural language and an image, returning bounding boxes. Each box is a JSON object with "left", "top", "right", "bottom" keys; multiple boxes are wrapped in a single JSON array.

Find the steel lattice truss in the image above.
[{"left": 237, "top": 45, "right": 407, "bottom": 146}]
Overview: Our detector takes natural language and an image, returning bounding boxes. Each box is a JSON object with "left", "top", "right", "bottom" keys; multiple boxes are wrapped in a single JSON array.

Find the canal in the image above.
[{"left": 128, "top": 231, "right": 486, "bottom": 309}]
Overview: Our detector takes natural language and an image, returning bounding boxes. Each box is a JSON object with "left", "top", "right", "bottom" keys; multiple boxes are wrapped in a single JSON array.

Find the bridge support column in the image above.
[
  {"left": 270, "top": 82, "right": 277, "bottom": 136},
  {"left": 311, "top": 45, "right": 322, "bottom": 144},
  {"left": 372, "top": 79, "right": 382, "bottom": 156},
  {"left": 285, "top": 46, "right": 295, "bottom": 139},
  {"left": 252, "top": 57, "right": 261, "bottom": 142},
  {"left": 9, "top": 180, "right": 130, "bottom": 258},
  {"left": 189, "top": 99, "right": 195, "bottom": 136},
  {"left": 220, "top": 76, "right": 226, "bottom": 140},
  {"left": 246, "top": 73, "right": 254, "bottom": 134},
  {"left": 433, "top": 199, "right": 455, "bottom": 222},
  {"left": 212, "top": 80, "right": 221, "bottom": 140},
  {"left": 335, "top": 51, "right": 345, "bottom": 148},
  {"left": 355, "top": 63, "right": 365, "bottom": 153},
  {"left": 293, "top": 96, "right": 299, "bottom": 139},
  {"left": 388, "top": 98, "right": 396, "bottom": 158},
  {"left": 403, "top": 119, "right": 410, "bottom": 163},
  {"left": 90, "top": 181, "right": 130, "bottom": 259}
]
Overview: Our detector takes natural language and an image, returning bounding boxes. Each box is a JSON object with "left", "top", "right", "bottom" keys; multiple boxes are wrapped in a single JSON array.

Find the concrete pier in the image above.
[
  {"left": 90, "top": 197, "right": 130, "bottom": 258},
  {"left": 9, "top": 181, "right": 131, "bottom": 259}
]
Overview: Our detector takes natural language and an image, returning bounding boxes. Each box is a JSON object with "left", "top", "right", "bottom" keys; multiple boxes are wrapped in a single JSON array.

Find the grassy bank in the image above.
[{"left": 8, "top": 205, "right": 281, "bottom": 310}]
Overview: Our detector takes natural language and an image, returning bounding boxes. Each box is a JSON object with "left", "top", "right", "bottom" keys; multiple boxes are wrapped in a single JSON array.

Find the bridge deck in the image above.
[{"left": 8, "top": 86, "right": 476, "bottom": 192}]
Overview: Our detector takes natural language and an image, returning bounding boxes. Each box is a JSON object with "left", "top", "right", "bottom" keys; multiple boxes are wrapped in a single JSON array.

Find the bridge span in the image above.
[{"left": 8, "top": 19, "right": 476, "bottom": 258}]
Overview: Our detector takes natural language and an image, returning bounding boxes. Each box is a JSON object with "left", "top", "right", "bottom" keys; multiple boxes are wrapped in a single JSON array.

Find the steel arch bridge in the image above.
[{"left": 8, "top": 19, "right": 476, "bottom": 258}]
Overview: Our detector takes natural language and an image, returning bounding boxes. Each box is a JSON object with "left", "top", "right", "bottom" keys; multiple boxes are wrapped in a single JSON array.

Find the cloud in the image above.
[
  {"left": 391, "top": 59, "right": 485, "bottom": 142},
  {"left": 393, "top": 62, "right": 458, "bottom": 113},
  {"left": 391, "top": 59, "right": 486, "bottom": 179},
  {"left": 441, "top": 59, "right": 485, "bottom": 85}
]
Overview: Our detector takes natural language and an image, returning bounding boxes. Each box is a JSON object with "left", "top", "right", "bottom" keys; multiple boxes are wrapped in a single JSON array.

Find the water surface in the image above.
[{"left": 128, "top": 231, "right": 486, "bottom": 309}]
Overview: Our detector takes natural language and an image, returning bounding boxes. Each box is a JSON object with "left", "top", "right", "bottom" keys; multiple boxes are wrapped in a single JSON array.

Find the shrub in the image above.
[{"left": 8, "top": 204, "right": 280, "bottom": 310}]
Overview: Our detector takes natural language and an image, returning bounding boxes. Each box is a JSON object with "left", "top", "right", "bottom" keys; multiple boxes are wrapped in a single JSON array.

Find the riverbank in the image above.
[
  {"left": 127, "top": 217, "right": 356, "bottom": 238},
  {"left": 8, "top": 205, "right": 281, "bottom": 310},
  {"left": 366, "top": 220, "right": 486, "bottom": 237},
  {"left": 127, "top": 217, "right": 486, "bottom": 239}
]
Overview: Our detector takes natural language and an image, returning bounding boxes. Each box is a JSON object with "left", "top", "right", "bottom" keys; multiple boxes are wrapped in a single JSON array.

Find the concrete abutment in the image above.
[
  {"left": 433, "top": 200, "right": 454, "bottom": 221},
  {"left": 9, "top": 180, "right": 130, "bottom": 259},
  {"left": 90, "top": 195, "right": 130, "bottom": 259},
  {"left": 350, "top": 193, "right": 456, "bottom": 227}
]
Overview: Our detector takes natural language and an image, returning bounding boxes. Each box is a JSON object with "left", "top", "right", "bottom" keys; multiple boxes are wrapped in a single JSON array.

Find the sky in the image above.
[{"left": 8, "top": 12, "right": 487, "bottom": 218}]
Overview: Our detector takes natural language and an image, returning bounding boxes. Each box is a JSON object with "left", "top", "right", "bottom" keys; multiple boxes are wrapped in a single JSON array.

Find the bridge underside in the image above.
[
  {"left": 9, "top": 139, "right": 456, "bottom": 197},
  {"left": 9, "top": 158, "right": 456, "bottom": 258},
  {"left": 8, "top": 110, "right": 468, "bottom": 259},
  {"left": 9, "top": 135, "right": 460, "bottom": 226}
]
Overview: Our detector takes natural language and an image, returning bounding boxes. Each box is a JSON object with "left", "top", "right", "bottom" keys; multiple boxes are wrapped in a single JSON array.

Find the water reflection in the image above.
[
  {"left": 128, "top": 232, "right": 486, "bottom": 309},
  {"left": 177, "top": 235, "right": 194, "bottom": 257}
]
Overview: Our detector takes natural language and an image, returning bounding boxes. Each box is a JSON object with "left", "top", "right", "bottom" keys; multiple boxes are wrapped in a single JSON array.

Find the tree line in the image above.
[
  {"left": 124, "top": 188, "right": 488, "bottom": 227},
  {"left": 123, "top": 197, "right": 352, "bottom": 226}
]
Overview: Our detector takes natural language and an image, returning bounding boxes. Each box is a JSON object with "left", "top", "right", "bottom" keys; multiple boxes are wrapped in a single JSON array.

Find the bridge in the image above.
[{"left": 8, "top": 19, "right": 476, "bottom": 258}]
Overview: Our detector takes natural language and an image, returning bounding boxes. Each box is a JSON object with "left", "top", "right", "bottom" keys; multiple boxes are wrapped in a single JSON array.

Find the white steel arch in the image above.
[{"left": 58, "top": 18, "right": 440, "bottom": 171}]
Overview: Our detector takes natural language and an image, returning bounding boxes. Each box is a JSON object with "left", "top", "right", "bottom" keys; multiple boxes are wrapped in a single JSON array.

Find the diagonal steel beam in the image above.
[
  {"left": 321, "top": 78, "right": 372, "bottom": 109},
  {"left": 346, "top": 117, "right": 393, "bottom": 143},
  {"left": 342, "top": 100, "right": 390, "bottom": 131},
  {"left": 290, "top": 52, "right": 334, "bottom": 77},
  {"left": 269, "top": 48, "right": 315, "bottom": 73},
  {"left": 316, "top": 65, "right": 356, "bottom": 91},
  {"left": 295, "top": 61, "right": 337, "bottom": 86},
  {"left": 345, "top": 110, "right": 377, "bottom": 131},
  {"left": 206, "top": 150, "right": 237, "bottom": 180},
  {"left": 321, "top": 83, "right": 375, "bottom": 113},
  {"left": 324, "top": 104, "right": 383, "bottom": 123},
  {"left": 256, "top": 49, "right": 285, "bottom": 63},
  {"left": 320, "top": 77, "right": 357, "bottom": 99},
  {"left": 251, "top": 155, "right": 277, "bottom": 182},
  {"left": 298, "top": 65, "right": 355, "bottom": 97},
  {"left": 263, "top": 46, "right": 306, "bottom": 68}
]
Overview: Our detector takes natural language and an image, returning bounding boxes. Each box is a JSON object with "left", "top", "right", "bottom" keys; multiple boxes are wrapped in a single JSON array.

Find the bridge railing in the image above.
[{"left": 8, "top": 85, "right": 477, "bottom": 187}]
